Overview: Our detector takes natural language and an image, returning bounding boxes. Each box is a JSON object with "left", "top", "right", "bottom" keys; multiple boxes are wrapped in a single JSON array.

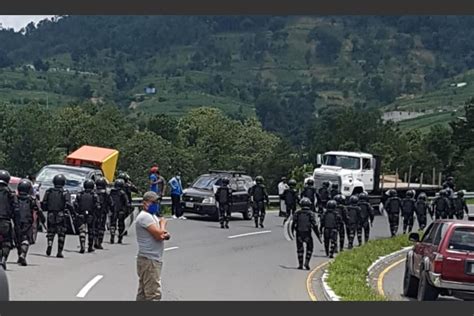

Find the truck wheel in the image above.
[
  {"left": 402, "top": 260, "right": 419, "bottom": 298},
  {"left": 417, "top": 270, "right": 439, "bottom": 301},
  {"left": 242, "top": 205, "right": 253, "bottom": 220},
  {"left": 0, "top": 265, "right": 9, "bottom": 301}
]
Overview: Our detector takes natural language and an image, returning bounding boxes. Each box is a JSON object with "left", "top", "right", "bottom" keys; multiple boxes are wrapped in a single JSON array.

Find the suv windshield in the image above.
[
  {"left": 323, "top": 155, "right": 361, "bottom": 170},
  {"left": 36, "top": 167, "right": 88, "bottom": 187},
  {"left": 448, "top": 227, "right": 474, "bottom": 252},
  {"left": 192, "top": 175, "right": 222, "bottom": 190}
]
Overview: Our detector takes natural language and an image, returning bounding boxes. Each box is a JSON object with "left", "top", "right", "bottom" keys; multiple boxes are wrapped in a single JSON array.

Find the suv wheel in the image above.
[
  {"left": 417, "top": 270, "right": 439, "bottom": 301},
  {"left": 402, "top": 260, "right": 419, "bottom": 298},
  {"left": 242, "top": 204, "right": 253, "bottom": 220}
]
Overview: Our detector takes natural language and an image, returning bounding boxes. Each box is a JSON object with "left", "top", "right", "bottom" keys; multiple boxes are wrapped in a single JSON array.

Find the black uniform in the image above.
[
  {"left": 401, "top": 197, "right": 416, "bottom": 234},
  {"left": 215, "top": 185, "right": 233, "bottom": 228},
  {"left": 432, "top": 195, "right": 450, "bottom": 220},
  {"left": 42, "top": 187, "right": 73, "bottom": 258},
  {"left": 317, "top": 187, "right": 330, "bottom": 213},
  {"left": 415, "top": 199, "right": 429, "bottom": 230},
  {"left": 345, "top": 204, "right": 361, "bottom": 249},
  {"left": 320, "top": 208, "right": 340, "bottom": 258},
  {"left": 330, "top": 187, "right": 340, "bottom": 199},
  {"left": 452, "top": 196, "right": 469, "bottom": 220},
  {"left": 283, "top": 188, "right": 299, "bottom": 219},
  {"left": 300, "top": 186, "right": 318, "bottom": 212},
  {"left": 15, "top": 191, "right": 43, "bottom": 265},
  {"left": 384, "top": 196, "right": 402, "bottom": 237},
  {"left": 357, "top": 200, "right": 374, "bottom": 244},
  {"left": 74, "top": 190, "right": 100, "bottom": 253},
  {"left": 109, "top": 188, "right": 129, "bottom": 244},
  {"left": 95, "top": 188, "right": 113, "bottom": 249},
  {"left": 335, "top": 203, "right": 347, "bottom": 252},
  {"left": 445, "top": 188, "right": 456, "bottom": 219},
  {"left": 248, "top": 184, "right": 269, "bottom": 228},
  {"left": 291, "top": 206, "right": 321, "bottom": 269},
  {"left": 0, "top": 185, "right": 17, "bottom": 268}
]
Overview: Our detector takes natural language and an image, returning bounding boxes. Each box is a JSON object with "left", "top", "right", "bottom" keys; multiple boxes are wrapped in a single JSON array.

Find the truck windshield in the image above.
[
  {"left": 323, "top": 155, "right": 361, "bottom": 170},
  {"left": 448, "top": 227, "right": 474, "bottom": 252},
  {"left": 36, "top": 167, "right": 88, "bottom": 187},
  {"left": 192, "top": 175, "right": 222, "bottom": 190}
]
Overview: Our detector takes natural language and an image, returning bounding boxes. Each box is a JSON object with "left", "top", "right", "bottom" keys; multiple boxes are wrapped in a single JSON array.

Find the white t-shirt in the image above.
[
  {"left": 136, "top": 211, "right": 164, "bottom": 262},
  {"left": 278, "top": 182, "right": 289, "bottom": 196}
]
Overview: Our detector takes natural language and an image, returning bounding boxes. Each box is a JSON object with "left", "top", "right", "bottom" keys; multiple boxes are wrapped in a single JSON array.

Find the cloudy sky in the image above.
[{"left": 0, "top": 15, "right": 55, "bottom": 31}]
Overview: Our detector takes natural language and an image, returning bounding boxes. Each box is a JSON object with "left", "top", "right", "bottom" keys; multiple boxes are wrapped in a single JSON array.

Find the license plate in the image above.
[{"left": 185, "top": 202, "right": 194, "bottom": 208}]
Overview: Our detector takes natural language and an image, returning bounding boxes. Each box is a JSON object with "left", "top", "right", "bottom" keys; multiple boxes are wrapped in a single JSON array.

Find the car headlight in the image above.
[{"left": 202, "top": 197, "right": 215, "bottom": 205}]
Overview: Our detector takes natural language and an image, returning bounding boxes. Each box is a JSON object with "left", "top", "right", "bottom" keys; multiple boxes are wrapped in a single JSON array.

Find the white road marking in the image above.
[
  {"left": 165, "top": 246, "right": 179, "bottom": 251},
  {"left": 227, "top": 231, "right": 272, "bottom": 239},
  {"left": 76, "top": 275, "right": 103, "bottom": 298}
]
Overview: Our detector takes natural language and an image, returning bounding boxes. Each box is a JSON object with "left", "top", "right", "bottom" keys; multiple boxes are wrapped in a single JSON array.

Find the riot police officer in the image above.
[
  {"left": 291, "top": 198, "right": 321, "bottom": 270},
  {"left": 346, "top": 195, "right": 361, "bottom": 249},
  {"left": 95, "top": 177, "right": 114, "bottom": 249},
  {"left": 0, "top": 170, "right": 17, "bottom": 269},
  {"left": 415, "top": 192, "right": 429, "bottom": 230},
  {"left": 42, "top": 174, "right": 73, "bottom": 258},
  {"left": 432, "top": 189, "right": 450, "bottom": 220},
  {"left": 14, "top": 179, "right": 44, "bottom": 266},
  {"left": 330, "top": 183, "right": 340, "bottom": 199},
  {"left": 215, "top": 178, "right": 233, "bottom": 229},
  {"left": 401, "top": 190, "right": 416, "bottom": 234},
  {"left": 248, "top": 176, "right": 269, "bottom": 228},
  {"left": 117, "top": 172, "right": 138, "bottom": 225},
  {"left": 320, "top": 200, "right": 340, "bottom": 258},
  {"left": 283, "top": 179, "right": 299, "bottom": 223},
  {"left": 109, "top": 179, "right": 129, "bottom": 244},
  {"left": 333, "top": 194, "right": 347, "bottom": 252},
  {"left": 453, "top": 191, "right": 469, "bottom": 220},
  {"left": 317, "top": 181, "right": 330, "bottom": 214},
  {"left": 384, "top": 189, "right": 402, "bottom": 237},
  {"left": 74, "top": 180, "right": 100, "bottom": 253},
  {"left": 300, "top": 179, "right": 318, "bottom": 212},
  {"left": 357, "top": 192, "right": 374, "bottom": 245}
]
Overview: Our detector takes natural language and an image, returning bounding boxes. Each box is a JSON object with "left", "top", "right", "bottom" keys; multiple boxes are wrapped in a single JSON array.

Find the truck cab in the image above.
[{"left": 306, "top": 151, "right": 378, "bottom": 197}]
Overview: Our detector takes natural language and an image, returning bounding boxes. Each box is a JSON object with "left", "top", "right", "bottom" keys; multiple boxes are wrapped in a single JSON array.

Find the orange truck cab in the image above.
[{"left": 65, "top": 145, "right": 119, "bottom": 183}]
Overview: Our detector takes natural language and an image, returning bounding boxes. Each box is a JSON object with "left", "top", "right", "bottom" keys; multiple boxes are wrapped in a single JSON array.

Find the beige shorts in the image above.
[{"left": 136, "top": 256, "right": 163, "bottom": 301}]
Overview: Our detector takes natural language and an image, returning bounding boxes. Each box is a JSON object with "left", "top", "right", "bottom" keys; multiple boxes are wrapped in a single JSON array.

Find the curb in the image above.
[
  {"left": 321, "top": 269, "right": 341, "bottom": 301},
  {"left": 366, "top": 246, "right": 412, "bottom": 286}
]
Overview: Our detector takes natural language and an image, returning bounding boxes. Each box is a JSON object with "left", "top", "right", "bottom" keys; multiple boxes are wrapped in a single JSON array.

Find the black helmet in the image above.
[
  {"left": 255, "top": 176, "right": 264, "bottom": 184},
  {"left": 334, "top": 194, "right": 345, "bottom": 204},
  {"left": 0, "top": 170, "right": 11, "bottom": 185},
  {"left": 418, "top": 192, "right": 427, "bottom": 201},
  {"left": 95, "top": 177, "right": 107, "bottom": 190},
  {"left": 288, "top": 179, "right": 297, "bottom": 187},
  {"left": 359, "top": 192, "right": 368, "bottom": 201},
  {"left": 406, "top": 190, "right": 415, "bottom": 198},
  {"left": 447, "top": 176, "right": 454, "bottom": 182},
  {"left": 18, "top": 179, "right": 32, "bottom": 194},
  {"left": 326, "top": 200, "right": 337, "bottom": 210},
  {"left": 53, "top": 174, "right": 66, "bottom": 187},
  {"left": 389, "top": 189, "right": 397, "bottom": 197},
  {"left": 118, "top": 172, "right": 130, "bottom": 181},
  {"left": 222, "top": 178, "right": 230, "bottom": 185},
  {"left": 114, "top": 178, "right": 125, "bottom": 189},
  {"left": 457, "top": 190, "right": 465, "bottom": 198},
  {"left": 349, "top": 195, "right": 359, "bottom": 205},
  {"left": 83, "top": 179, "right": 95, "bottom": 191},
  {"left": 306, "top": 179, "right": 314, "bottom": 186},
  {"left": 322, "top": 181, "right": 330, "bottom": 188},
  {"left": 300, "top": 197, "right": 312, "bottom": 208}
]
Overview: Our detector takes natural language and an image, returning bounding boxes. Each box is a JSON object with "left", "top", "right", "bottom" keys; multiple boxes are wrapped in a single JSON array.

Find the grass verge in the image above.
[
  {"left": 467, "top": 198, "right": 474, "bottom": 205},
  {"left": 326, "top": 234, "right": 411, "bottom": 301}
]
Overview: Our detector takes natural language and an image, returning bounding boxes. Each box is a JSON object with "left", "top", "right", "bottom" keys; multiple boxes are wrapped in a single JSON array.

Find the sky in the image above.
[{"left": 0, "top": 15, "right": 55, "bottom": 31}]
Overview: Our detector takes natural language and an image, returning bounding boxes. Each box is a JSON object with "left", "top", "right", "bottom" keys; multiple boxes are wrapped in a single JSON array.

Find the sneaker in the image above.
[
  {"left": 179, "top": 216, "right": 187, "bottom": 220},
  {"left": 172, "top": 215, "right": 178, "bottom": 219}
]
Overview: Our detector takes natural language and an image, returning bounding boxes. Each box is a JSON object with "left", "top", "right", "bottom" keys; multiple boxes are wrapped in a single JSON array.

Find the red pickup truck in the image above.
[{"left": 403, "top": 220, "right": 474, "bottom": 301}]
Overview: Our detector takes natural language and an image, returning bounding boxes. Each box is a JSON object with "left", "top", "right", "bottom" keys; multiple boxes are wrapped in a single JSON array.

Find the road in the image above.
[{"left": 7, "top": 207, "right": 473, "bottom": 301}]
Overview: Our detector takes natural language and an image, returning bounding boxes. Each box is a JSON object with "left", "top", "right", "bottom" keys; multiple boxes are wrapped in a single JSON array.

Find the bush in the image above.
[{"left": 326, "top": 234, "right": 411, "bottom": 301}]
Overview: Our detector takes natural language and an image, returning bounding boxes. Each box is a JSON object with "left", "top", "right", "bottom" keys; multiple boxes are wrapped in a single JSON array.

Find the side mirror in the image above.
[
  {"left": 316, "top": 154, "right": 322, "bottom": 165},
  {"left": 408, "top": 232, "right": 420, "bottom": 243}
]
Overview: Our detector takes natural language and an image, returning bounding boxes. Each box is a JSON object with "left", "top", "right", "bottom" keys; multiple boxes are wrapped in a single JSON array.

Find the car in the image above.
[
  {"left": 181, "top": 170, "right": 254, "bottom": 220},
  {"left": 403, "top": 220, "right": 474, "bottom": 301}
]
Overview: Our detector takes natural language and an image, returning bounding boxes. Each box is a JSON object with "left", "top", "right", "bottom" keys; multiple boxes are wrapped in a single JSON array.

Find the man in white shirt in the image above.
[{"left": 278, "top": 177, "right": 289, "bottom": 217}]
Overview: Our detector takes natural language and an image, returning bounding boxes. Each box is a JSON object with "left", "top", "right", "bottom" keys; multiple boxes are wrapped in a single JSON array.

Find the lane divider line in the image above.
[
  {"left": 164, "top": 246, "right": 179, "bottom": 251},
  {"left": 306, "top": 261, "right": 330, "bottom": 301},
  {"left": 377, "top": 258, "right": 405, "bottom": 297},
  {"left": 76, "top": 275, "right": 104, "bottom": 298},
  {"left": 227, "top": 231, "right": 272, "bottom": 239}
]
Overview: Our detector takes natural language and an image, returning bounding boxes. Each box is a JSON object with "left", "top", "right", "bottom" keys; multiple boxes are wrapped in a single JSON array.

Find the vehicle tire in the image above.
[
  {"left": 242, "top": 205, "right": 253, "bottom": 220},
  {"left": 402, "top": 260, "right": 419, "bottom": 298},
  {"left": 417, "top": 270, "right": 439, "bottom": 301},
  {"left": 0, "top": 265, "right": 9, "bottom": 301}
]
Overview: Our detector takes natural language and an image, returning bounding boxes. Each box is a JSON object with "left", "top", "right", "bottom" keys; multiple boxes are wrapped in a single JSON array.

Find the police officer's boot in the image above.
[
  {"left": 18, "top": 243, "right": 28, "bottom": 266},
  {"left": 259, "top": 216, "right": 264, "bottom": 228},
  {"left": 88, "top": 242, "right": 95, "bottom": 253},
  {"left": 225, "top": 221, "right": 229, "bottom": 229},
  {"left": 110, "top": 233, "right": 115, "bottom": 244},
  {"left": 297, "top": 259, "right": 303, "bottom": 270},
  {"left": 304, "top": 259, "right": 310, "bottom": 270},
  {"left": 118, "top": 236, "right": 123, "bottom": 244},
  {"left": 79, "top": 238, "right": 86, "bottom": 254},
  {"left": 46, "top": 239, "right": 53, "bottom": 257},
  {"left": 57, "top": 236, "right": 65, "bottom": 258},
  {"left": 255, "top": 218, "right": 259, "bottom": 228}
]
